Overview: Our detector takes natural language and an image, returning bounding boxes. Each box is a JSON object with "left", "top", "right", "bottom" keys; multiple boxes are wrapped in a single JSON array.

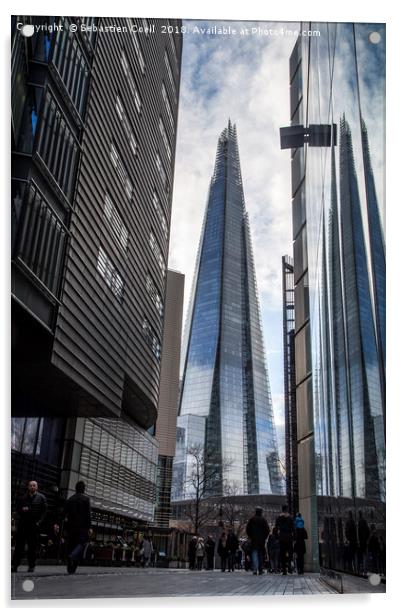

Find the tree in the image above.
[
  {"left": 184, "top": 444, "right": 232, "bottom": 535},
  {"left": 218, "top": 482, "right": 255, "bottom": 536}
]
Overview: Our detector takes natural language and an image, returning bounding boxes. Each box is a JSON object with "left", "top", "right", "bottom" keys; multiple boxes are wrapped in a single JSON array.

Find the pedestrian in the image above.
[
  {"left": 140, "top": 534, "right": 153, "bottom": 567},
  {"left": 293, "top": 514, "right": 308, "bottom": 575},
  {"left": 205, "top": 535, "right": 216, "bottom": 570},
  {"left": 195, "top": 537, "right": 205, "bottom": 570},
  {"left": 345, "top": 511, "right": 358, "bottom": 573},
  {"left": 47, "top": 522, "right": 65, "bottom": 562},
  {"left": 188, "top": 535, "right": 197, "bottom": 570},
  {"left": 267, "top": 527, "right": 280, "bottom": 573},
  {"left": 217, "top": 531, "right": 229, "bottom": 572},
  {"left": 227, "top": 529, "right": 239, "bottom": 572},
  {"left": 241, "top": 537, "right": 252, "bottom": 571},
  {"left": 246, "top": 506, "right": 269, "bottom": 575},
  {"left": 64, "top": 480, "right": 91, "bottom": 574},
  {"left": 275, "top": 504, "right": 294, "bottom": 575},
  {"left": 357, "top": 510, "right": 370, "bottom": 575},
  {"left": 12, "top": 480, "right": 47, "bottom": 573},
  {"left": 367, "top": 524, "right": 380, "bottom": 574}
]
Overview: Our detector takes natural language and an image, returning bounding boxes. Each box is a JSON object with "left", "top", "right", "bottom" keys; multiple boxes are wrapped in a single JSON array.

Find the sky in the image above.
[{"left": 168, "top": 21, "right": 300, "bottom": 457}]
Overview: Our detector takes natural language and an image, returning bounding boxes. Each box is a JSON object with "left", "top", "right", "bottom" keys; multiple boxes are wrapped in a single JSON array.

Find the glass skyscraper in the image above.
[
  {"left": 281, "top": 22, "right": 385, "bottom": 573},
  {"left": 172, "top": 121, "right": 282, "bottom": 501}
]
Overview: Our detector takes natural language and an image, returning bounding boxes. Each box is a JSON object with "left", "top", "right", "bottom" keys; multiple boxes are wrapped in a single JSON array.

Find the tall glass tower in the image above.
[{"left": 172, "top": 121, "right": 282, "bottom": 501}]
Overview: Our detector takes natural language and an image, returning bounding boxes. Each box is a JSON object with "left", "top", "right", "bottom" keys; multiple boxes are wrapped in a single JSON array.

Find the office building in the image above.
[
  {"left": 172, "top": 121, "right": 282, "bottom": 502},
  {"left": 280, "top": 22, "right": 385, "bottom": 571},
  {"left": 11, "top": 15, "right": 182, "bottom": 529}
]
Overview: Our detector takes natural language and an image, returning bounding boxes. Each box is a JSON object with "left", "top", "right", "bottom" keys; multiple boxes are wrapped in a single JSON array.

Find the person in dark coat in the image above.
[
  {"left": 227, "top": 529, "right": 239, "bottom": 572},
  {"left": 267, "top": 527, "right": 280, "bottom": 573},
  {"left": 345, "top": 511, "right": 358, "bottom": 573},
  {"left": 205, "top": 535, "right": 216, "bottom": 570},
  {"left": 246, "top": 506, "right": 269, "bottom": 575},
  {"left": 217, "top": 531, "right": 229, "bottom": 572},
  {"left": 12, "top": 480, "right": 47, "bottom": 573},
  {"left": 47, "top": 523, "right": 65, "bottom": 562},
  {"left": 275, "top": 505, "right": 294, "bottom": 575},
  {"left": 64, "top": 480, "right": 91, "bottom": 574},
  {"left": 293, "top": 514, "right": 308, "bottom": 574},
  {"left": 188, "top": 536, "right": 197, "bottom": 570},
  {"left": 241, "top": 537, "right": 252, "bottom": 571},
  {"left": 357, "top": 510, "right": 370, "bottom": 575}
]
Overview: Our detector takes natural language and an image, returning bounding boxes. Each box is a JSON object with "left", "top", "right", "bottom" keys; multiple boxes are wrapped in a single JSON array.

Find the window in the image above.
[
  {"left": 162, "top": 83, "right": 174, "bottom": 130},
  {"left": 156, "top": 152, "right": 168, "bottom": 191},
  {"left": 149, "top": 231, "right": 166, "bottom": 275},
  {"left": 159, "top": 117, "right": 171, "bottom": 162},
  {"left": 103, "top": 193, "right": 129, "bottom": 250},
  {"left": 152, "top": 190, "right": 168, "bottom": 239},
  {"left": 164, "top": 51, "right": 177, "bottom": 103},
  {"left": 132, "top": 30, "right": 145, "bottom": 73},
  {"left": 97, "top": 246, "right": 124, "bottom": 301},
  {"left": 146, "top": 273, "right": 164, "bottom": 317},
  {"left": 110, "top": 143, "right": 133, "bottom": 199},
  {"left": 142, "top": 318, "right": 161, "bottom": 360},
  {"left": 115, "top": 95, "right": 138, "bottom": 156},
  {"left": 120, "top": 51, "right": 142, "bottom": 112}
]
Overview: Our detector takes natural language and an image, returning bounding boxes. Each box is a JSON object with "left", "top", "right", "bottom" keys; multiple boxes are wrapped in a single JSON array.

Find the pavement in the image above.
[{"left": 11, "top": 565, "right": 384, "bottom": 600}]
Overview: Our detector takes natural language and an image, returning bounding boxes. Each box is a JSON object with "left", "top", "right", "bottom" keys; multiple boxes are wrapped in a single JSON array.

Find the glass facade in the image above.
[
  {"left": 285, "top": 23, "right": 385, "bottom": 572},
  {"left": 62, "top": 417, "right": 158, "bottom": 522},
  {"left": 173, "top": 122, "right": 282, "bottom": 500}
]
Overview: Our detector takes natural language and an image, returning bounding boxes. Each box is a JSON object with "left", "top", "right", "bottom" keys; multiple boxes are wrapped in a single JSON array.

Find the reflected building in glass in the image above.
[
  {"left": 172, "top": 121, "right": 282, "bottom": 501},
  {"left": 280, "top": 23, "right": 385, "bottom": 573}
]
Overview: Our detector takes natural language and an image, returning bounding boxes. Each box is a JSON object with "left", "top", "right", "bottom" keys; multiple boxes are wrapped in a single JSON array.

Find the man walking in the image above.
[
  {"left": 205, "top": 535, "right": 215, "bottom": 570},
  {"left": 188, "top": 536, "right": 197, "bottom": 570},
  {"left": 12, "top": 480, "right": 47, "bottom": 573},
  {"left": 246, "top": 506, "right": 269, "bottom": 575},
  {"left": 64, "top": 480, "right": 91, "bottom": 574},
  {"left": 275, "top": 505, "right": 294, "bottom": 575}
]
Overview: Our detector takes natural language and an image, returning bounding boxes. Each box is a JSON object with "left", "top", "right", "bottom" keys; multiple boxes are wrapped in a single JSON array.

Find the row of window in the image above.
[
  {"left": 103, "top": 193, "right": 129, "bottom": 250},
  {"left": 96, "top": 246, "right": 124, "bottom": 301},
  {"left": 120, "top": 51, "right": 142, "bottom": 113},
  {"left": 110, "top": 143, "right": 133, "bottom": 199},
  {"left": 142, "top": 318, "right": 162, "bottom": 360},
  {"left": 146, "top": 273, "right": 164, "bottom": 317},
  {"left": 115, "top": 95, "right": 138, "bottom": 156},
  {"left": 159, "top": 116, "right": 171, "bottom": 162}
]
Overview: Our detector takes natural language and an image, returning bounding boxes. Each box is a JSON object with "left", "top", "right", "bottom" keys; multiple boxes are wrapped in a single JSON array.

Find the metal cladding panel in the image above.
[{"left": 51, "top": 18, "right": 182, "bottom": 425}]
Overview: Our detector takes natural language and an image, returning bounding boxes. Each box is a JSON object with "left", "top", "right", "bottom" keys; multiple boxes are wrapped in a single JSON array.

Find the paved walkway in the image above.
[{"left": 12, "top": 567, "right": 336, "bottom": 600}]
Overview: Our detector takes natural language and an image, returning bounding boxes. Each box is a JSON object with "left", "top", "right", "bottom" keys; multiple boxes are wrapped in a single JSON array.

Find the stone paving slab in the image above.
[{"left": 11, "top": 567, "right": 337, "bottom": 600}]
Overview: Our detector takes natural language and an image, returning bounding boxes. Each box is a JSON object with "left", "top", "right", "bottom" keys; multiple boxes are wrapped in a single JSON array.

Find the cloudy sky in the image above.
[{"left": 168, "top": 21, "right": 300, "bottom": 456}]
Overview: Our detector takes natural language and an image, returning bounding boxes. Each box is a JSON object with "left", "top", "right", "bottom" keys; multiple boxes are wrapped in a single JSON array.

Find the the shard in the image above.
[{"left": 172, "top": 121, "right": 282, "bottom": 500}]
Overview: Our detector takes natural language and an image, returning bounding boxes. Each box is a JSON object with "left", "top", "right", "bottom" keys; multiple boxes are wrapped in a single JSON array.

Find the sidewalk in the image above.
[{"left": 12, "top": 566, "right": 336, "bottom": 600}]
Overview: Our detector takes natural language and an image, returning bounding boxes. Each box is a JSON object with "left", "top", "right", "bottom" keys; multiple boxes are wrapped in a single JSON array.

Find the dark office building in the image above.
[
  {"left": 173, "top": 121, "right": 282, "bottom": 501},
  {"left": 280, "top": 23, "right": 385, "bottom": 573},
  {"left": 11, "top": 16, "right": 183, "bottom": 526},
  {"left": 282, "top": 256, "right": 298, "bottom": 516}
]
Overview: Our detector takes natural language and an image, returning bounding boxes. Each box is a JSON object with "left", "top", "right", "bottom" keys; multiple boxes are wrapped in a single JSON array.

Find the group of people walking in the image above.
[
  {"left": 11, "top": 480, "right": 385, "bottom": 579},
  {"left": 12, "top": 479, "right": 92, "bottom": 575},
  {"left": 187, "top": 505, "right": 308, "bottom": 575},
  {"left": 245, "top": 505, "right": 307, "bottom": 575}
]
